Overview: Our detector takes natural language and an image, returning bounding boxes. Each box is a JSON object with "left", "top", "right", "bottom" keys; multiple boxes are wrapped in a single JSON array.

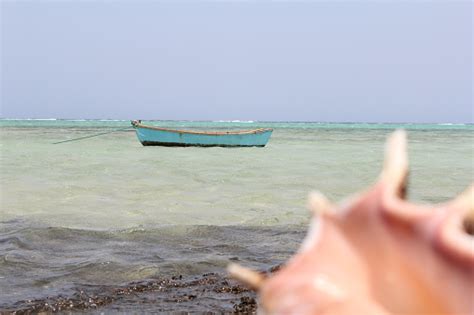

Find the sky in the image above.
[{"left": 0, "top": 1, "right": 472, "bottom": 123}]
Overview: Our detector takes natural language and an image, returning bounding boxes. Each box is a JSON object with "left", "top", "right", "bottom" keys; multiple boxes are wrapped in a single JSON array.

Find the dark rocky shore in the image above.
[{"left": 1, "top": 271, "right": 268, "bottom": 314}]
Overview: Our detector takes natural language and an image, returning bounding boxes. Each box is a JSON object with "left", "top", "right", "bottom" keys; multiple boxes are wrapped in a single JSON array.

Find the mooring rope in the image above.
[{"left": 52, "top": 127, "right": 133, "bottom": 144}]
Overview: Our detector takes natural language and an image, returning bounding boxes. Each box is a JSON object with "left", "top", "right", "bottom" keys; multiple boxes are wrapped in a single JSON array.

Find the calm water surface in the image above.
[{"left": 0, "top": 120, "right": 473, "bottom": 311}]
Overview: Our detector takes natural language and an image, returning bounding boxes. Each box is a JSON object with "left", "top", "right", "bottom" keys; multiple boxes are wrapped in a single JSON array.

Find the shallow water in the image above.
[{"left": 0, "top": 120, "right": 473, "bottom": 312}]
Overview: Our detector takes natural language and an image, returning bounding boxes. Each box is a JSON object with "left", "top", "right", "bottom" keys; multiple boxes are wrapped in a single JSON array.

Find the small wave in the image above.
[
  {"left": 0, "top": 118, "right": 130, "bottom": 122},
  {"left": 0, "top": 236, "right": 32, "bottom": 250},
  {"left": 438, "top": 123, "right": 466, "bottom": 126},
  {"left": 0, "top": 118, "right": 57, "bottom": 121},
  {"left": 65, "top": 119, "right": 128, "bottom": 122},
  {"left": 214, "top": 120, "right": 255, "bottom": 123},
  {"left": 98, "top": 119, "right": 128, "bottom": 122}
]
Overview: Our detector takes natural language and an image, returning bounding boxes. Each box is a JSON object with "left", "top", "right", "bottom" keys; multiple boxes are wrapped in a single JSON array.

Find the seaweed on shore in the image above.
[{"left": 0, "top": 272, "right": 261, "bottom": 314}]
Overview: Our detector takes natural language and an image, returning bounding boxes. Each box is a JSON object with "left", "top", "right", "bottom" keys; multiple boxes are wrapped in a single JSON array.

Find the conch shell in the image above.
[{"left": 229, "top": 130, "right": 473, "bottom": 314}]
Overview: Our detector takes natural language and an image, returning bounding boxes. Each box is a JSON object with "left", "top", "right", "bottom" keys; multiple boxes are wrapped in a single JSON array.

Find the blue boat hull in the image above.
[{"left": 133, "top": 123, "right": 273, "bottom": 147}]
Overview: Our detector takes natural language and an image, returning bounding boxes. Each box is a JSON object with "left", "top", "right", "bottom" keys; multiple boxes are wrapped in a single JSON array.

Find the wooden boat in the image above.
[{"left": 131, "top": 120, "right": 273, "bottom": 147}]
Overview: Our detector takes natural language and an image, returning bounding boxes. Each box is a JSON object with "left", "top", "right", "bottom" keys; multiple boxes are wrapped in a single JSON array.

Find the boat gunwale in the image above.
[{"left": 133, "top": 123, "right": 273, "bottom": 135}]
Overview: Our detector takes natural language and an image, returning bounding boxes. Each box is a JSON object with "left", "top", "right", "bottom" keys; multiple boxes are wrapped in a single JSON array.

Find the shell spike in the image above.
[
  {"left": 451, "top": 185, "right": 474, "bottom": 211},
  {"left": 227, "top": 263, "right": 265, "bottom": 290},
  {"left": 381, "top": 129, "right": 409, "bottom": 198},
  {"left": 436, "top": 185, "right": 474, "bottom": 264},
  {"left": 308, "top": 191, "right": 334, "bottom": 217}
]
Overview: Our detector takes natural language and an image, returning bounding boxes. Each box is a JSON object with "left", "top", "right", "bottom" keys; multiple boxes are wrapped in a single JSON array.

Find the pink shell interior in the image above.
[{"left": 230, "top": 130, "right": 474, "bottom": 315}]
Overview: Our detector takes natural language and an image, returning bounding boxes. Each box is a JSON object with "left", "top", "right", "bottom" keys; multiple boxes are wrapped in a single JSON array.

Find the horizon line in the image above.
[{"left": 0, "top": 117, "right": 472, "bottom": 125}]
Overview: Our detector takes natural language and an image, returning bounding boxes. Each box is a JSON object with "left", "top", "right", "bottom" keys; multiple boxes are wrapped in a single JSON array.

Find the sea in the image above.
[{"left": 0, "top": 119, "right": 473, "bottom": 313}]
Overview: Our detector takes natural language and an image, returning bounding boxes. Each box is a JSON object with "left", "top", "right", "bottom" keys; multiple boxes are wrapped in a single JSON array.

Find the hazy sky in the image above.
[{"left": 1, "top": 1, "right": 472, "bottom": 122}]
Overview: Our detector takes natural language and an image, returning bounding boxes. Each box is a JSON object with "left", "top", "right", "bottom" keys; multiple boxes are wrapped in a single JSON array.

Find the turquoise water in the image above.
[
  {"left": 1, "top": 118, "right": 471, "bottom": 130},
  {"left": 0, "top": 119, "right": 473, "bottom": 311}
]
